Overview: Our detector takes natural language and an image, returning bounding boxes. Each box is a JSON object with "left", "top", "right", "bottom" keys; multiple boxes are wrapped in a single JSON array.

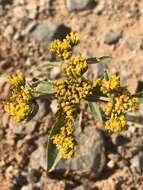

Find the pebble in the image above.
[
  {"left": 66, "top": 0, "right": 94, "bottom": 11},
  {"left": 130, "top": 152, "right": 143, "bottom": 173},
  {"left": 12, "top": 120, "right": 38, "bottom": 134},
  {"left": 107, "top": 160, "right": 115, "bottom": 169},
  {"left": 73, "top": 185, "right": 92, "bottom": 190},
  {"left": 21, "top": 184, "right": 34, "bottom": 190},
  {"left": 30, "top": 22, "right": 71, "bottom": 46},
  {"left": 13, "top": 6, "right": 27, "bottom": 19},
  {"left": 26, "top": 4, "right": 38, "bottom": 19},
  {"left": 94, "top": 0, "right": 105, "bottom": 15},
  {"left": 29, "top": 146, "right": 47, "bottom": 170},
  {"left": 21, "top": 21, "right": 37, "bottom": 36},
  {"left": 29, "top": 169, "right": 41, "bottom": 183},
  {"left": 4, "top": 25, "right": 14, "bottom": 37},
  {"left": 104, "top": 30, "right": 122, "bottom": 45},
  {"left": 56, "top": 126, "right": 106, "bottom": 178},
  {"left": 14, "top": 0, "right": 25, "bottom": 5}
]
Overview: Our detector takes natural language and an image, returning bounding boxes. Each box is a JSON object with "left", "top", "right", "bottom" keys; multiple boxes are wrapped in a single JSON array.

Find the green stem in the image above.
[{"left": 98, "top": 96, "right": 109, "bottom": 102}]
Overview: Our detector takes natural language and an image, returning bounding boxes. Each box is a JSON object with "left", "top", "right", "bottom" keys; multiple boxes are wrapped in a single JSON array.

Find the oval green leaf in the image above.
[
  {"left": 47, "top": 121, "right": 62, "bottom": 172},
  {"left": 35, "top": 81, "right": 56, "bottom": 95},
  {"left": 89, "top": 102, "right": 103, "bottom": 122}
]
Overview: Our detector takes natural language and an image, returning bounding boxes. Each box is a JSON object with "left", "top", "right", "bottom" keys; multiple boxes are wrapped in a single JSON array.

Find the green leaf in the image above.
[
  {"left": 37, "top": 61, "right": 62, "bottom": 70},
  {"left": 47, "top": 121, "right": 62, "bottom": 171},
  {"left": 98, "top": 55, "right": 112, "bottom": 64},
  {"left": 89, "top": 102, "right": 103, "bottom": 122},
  {"left": 136, "top": 92, "right": 143, "bottom": 103},
  {"left": 103, "top": 70, "right": 111, "bottom": 81},
  {"left": 86, "top": 57, "right": 99, "bottom": 64},
  {"left": 35, "top": 81, "right": 56, "bottom": 95},
  {"left": 86, "top": 55, "right": 111, "bottom": 65}
]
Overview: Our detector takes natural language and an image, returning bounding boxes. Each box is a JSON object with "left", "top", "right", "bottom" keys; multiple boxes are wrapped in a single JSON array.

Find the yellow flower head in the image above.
[
  {"left": 51, "top": 125, "right": 76, "bottom": 159},
  {"left": 53, "top": 78, "right": 92, "bottom": 121},
  {"left": 105, "top": 114, "right": 126, "bottom": 132},
  {"left": 102, "top": 98, "right": 114, "bottom": 116},
  {"left": 101, "top": 74, "right": 120, "bottom": 94},
  {"left": 65, "top": 32, "right": 80, "bottom": 46},
  {"left": 4, "top": 74, "right": 33, "bottom": 122},
  {"left": 62, "top": 55, "right": 88, "bottom": 78},
  {"left": 49, "top": 32, "right": 80, "bottom": 60},
  {"left": 8, "top": 73, "right": 25, "bottom": 88}
]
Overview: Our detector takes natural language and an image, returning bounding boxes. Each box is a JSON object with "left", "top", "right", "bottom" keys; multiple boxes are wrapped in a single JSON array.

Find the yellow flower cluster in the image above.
[
  {"left": 62, "top": 55, "right": 88, "bottom": 78},
  {"left": 101, "top": 75, "right": 139, "bottom": 132},
  {"left": 49, "top": 32, "right": 80, "bottom": 60},
  {"left": 52, "top": 77, "right": 93, "bottom": 158},
  {"left": 3, "top": 74, "right": 33, "bottom": 122},
  {"left": 105, "top": 115, "right": 126, "bottom": 132},
  {"left": 53, "top": 78, "right": 93, "bottom": 121},
  {"left": 51, "top": 123, "right": 76, "bottom": 159},
  {"left": 101, "top": 75, "right": 120, "bottom": 94}
]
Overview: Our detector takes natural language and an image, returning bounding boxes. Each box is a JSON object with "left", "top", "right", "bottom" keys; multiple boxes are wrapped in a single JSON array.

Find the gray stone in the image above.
[
  {"left": 4, "top": 25, "right": 14, "bottom": 36},
  {"left": 29, "top": 169, "right": 41, "bottom": 183},
  {"left": 14, "top": 0, "right": 25, "bottom": 5},
  {"left": 29, "top": 146, "right": 47, "bottom": 170},
  {"left": 73, "top": 185, "right": 91, "bottom": 190},
  {"left": 94, "top": 0, "right": 105, "bottom": 15},
  {"left": 130, "top": 152, "right": 143, "bottom": 173},
  {"left": 26, "top": 4, "right": 38, "bottom": 19},
  {"left": 104, "top": 30, "right": 122, "bottom": 45},
  {"left": 21, "top": 184, "right": 34, "bottom": 190},
  {"left": 12, "top": 120, "right": 38, "bottom": 134},
  {"left": 30, "top": 22, "right": 71, "bottom": 46},
  {"left": 66, "top": 0, "right": 94, "bottom": 11},
  {"left": 21, "top": 21, "right": 37, "bottom": 36},
  {"left": 56, "top": 126, "right": 105, "bottom": 178}
]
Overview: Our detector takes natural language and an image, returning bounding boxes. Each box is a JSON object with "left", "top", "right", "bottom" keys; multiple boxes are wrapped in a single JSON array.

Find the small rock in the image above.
[
  {"left": 50, "top": 99, "right": 58, "bottom": 114},
  {"left": 15, "top": 172, "right": 27, "bottom": 187},
  {"left": 26, "top": 4, "right": 38, "bottom": 19},
  {"left": 130, "top": 152, "right": 143, "bottom": 173},
  {"left": 14, "top": 0, "right": 25, "bottom": 5},
  {"left": 127, "top": 76, "right": 138, "bottom": 94},
  {"left": 107, "top": 160, "right": 115, "bottom": 169},
  {"left": 29, "top": 146, "right": 47, "bottom": 170},
  {"left": 66, "top": 0, "right": 94, "bottom": 11},
  {"left": 21, "top": 21, "right": 37, "bottom": 36},
  {"left": 104, "top": 30, "right": 122, "bottom": 45},
  {"left": 4, "top": 25, "right": 14, "bottom": 37},
  {"left": 20, "top": 16, "right": 29, "bottom": 27},
  {"left": 56, "top": 126, "right": 105, "bottom": 178},
  {"left": 13, "top": 6, "right": 27, "bottom": 19},
  {"left": 29, "top": 169, "right": 41, "bottom": 183},
  {"left": 73, "top": 185, "right": 91, "bottom": 190},
  {"left": 127, "top": 3, "right": 140, "bottom": 19},
  {"left": 21, "top": 184, "right": 34, "bottom": 190},
  {"left": 12, "top": 120, "right": 38, "bottom": 134},
  {"left": 30, "top": 22, "right": 71, "bottom": 46},
  {"left": 94, "top": 0, "right": 105, "bottom": 15}
]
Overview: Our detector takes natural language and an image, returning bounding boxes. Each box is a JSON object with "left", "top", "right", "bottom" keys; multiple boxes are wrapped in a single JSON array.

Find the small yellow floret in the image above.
[
  {"left": 62, "top": 55, "right": 88, "bottom": 78},
  {"left": 8, "top": 73, "right": 25, "bottom": 88},
  {"left": 105, "top": 114, "right": 126, "bottom": 132},
  {"left": 101, "top": 75, "right": 120, "bottom": 94},
  {"left": 52, "top": 125, "right": 76, "bottom": 159}
]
